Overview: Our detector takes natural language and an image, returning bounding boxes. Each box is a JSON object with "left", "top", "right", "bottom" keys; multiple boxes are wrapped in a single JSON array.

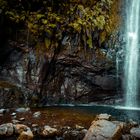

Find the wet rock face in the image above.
[
  {"left": 0, "top": 85, "right": 24, "bottom": 108},
  {"left": 94, "top": 75, "right": 116, "bottom": 90},
  {"left": 0, "top": 41, "right": 119, "bottom": 107},
  {"left": 0, "top": 49, "right": 40, "bottom": 107}
]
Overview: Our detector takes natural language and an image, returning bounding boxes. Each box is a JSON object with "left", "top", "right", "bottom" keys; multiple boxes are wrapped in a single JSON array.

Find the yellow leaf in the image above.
[{"left": 45, "top": 38, "right": 51, "bottom": 49}]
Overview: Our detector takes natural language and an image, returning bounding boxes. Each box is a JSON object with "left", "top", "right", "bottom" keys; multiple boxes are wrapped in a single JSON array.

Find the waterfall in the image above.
[{"left": 125, "top": 0, "right": 140, "bottom": 107}]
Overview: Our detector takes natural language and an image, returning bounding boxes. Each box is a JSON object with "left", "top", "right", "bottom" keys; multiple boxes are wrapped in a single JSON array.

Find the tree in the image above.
[{"left": 0, "top": 0, "right": 121, "bottom": 49}]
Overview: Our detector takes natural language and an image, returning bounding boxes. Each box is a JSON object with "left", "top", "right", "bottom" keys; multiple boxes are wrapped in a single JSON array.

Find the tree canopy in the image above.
[{"left": 0, "top": 0, "right": 121, "bottom": 49}]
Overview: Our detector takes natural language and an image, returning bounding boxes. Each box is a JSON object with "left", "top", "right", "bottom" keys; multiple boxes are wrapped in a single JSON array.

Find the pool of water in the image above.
[
  {"left": 68, "top": 105, "right": 140, "bottom": 122},
  {"left": 43, "top": 105, "right": 140, "bottom": 122},
  {"left": 1, "top": 105, "right": 140, "bottom": 129}
]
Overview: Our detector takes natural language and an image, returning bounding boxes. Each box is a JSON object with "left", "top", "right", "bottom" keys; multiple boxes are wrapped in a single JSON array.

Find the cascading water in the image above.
[{"left": 125, "top": 0, "right": 140, "bottom": 107}]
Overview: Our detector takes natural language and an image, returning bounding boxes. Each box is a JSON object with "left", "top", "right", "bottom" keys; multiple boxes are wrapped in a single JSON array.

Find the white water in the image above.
[
  {"left": 125, "top": 0, "right": 140, "bottom": 107},
  {"left": 115, "top": 105, "right": 140, "bottom": 111}
]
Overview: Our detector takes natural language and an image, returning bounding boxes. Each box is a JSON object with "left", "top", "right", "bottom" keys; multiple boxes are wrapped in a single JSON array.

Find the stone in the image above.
[
  {"left": 17, "top": 129, "right": 33, "bottom": 140},
  {"left": 130, "top": 127, "right": 140, "bottom": 138},
  {"left": 0, "top": 123, "right": 14, "bottom": 136},
  {"left": 12, "top": 116, "right": 17, "bottom": 119},
  {"left": 12, "top": 119, "right": 21, "bottom": 124},
  {"left": 112, "top": 121, "right": 125, "bottom": 129},
  {"left": 84, "top": 120, "right": 122, "bottom": 140},
  {"left": 19, "top": 118, "right": 25, "bottom": 121},
  {"left": 32, "top": 124, "right": 39, "bottom": 127},
  {"left": 122, "top": 134, "right": 136, "bottom": 140},
  {"left": 63, "top": 130, "right": 86, "bottom": 140},
  {"left": 96, "top": 114, "right": 111, "bottom": 120},
  {"left": 81, "top": 129, "right": 88, "bottom": 134},
  {"left": 62, "top": 126, "right": 71, "bottom": 130},
  {"left": 11, "top": 112, "right": 16, "bottom": 116},
  {"left": 32, "top": 124, "right": 39, "bottom": 133},
  {"left": 16, "top": 107, "right": 30, "bottom": 113},
  {"left": 14, "top": 124, "right": 29, "bottom": 134},
  {"left": 42, "top": 125, "right": 58, "bottom": 137},
  {"left": 129, "top": 119, "right": 138, "bottom": 127},
  {"left": 0, "top": 109, "right": 7, "bottom": 114},
  {"left": 75, "top": 124, "right": 84, "bottom": 130},
  {"left": 56, "top": 136, "right": 63, "bottom": 140},
  {"left": 33, "top": 111, "right": 41, "bottom": 118}
]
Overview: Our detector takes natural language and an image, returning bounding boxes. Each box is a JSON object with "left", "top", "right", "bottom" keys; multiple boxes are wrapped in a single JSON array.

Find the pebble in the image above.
[
  {"left": 11, "top": 112, "right": 16, "bottom": 116},
  {"left": 16, "top": 107, "right": 30, "bottom": 113},
  {"left": 33, "top": 111, "right": 41, "bottom": 118},
  {"left": 42, "top": 125, "right": 58, "bottom": 137},
  {"left": 12, "top": 120, "right": 20, "bottom": 124},
  {"left": 75, "top": 124, "right": 85, "bottom": 130},
  {"left": 0, "top": 109, "right": 7, "bottom": 114},
  {"left": 32, "top": 124, "right": 39, "bottom": 127},
  {"left": 19, "top": 118, "right": 25, "bottom": 121}
]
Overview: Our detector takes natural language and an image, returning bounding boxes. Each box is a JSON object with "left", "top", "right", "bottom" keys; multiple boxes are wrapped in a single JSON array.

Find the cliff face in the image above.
[
  {"left": 0, "top": 0, "right": 123, "bottom": 107},
  {"left": 0, "top": 38, "right": 122, "bottom": 107}
]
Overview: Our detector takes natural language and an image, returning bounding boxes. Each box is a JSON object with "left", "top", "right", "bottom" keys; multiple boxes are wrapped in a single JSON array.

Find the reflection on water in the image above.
[{"left": 115, "top": 106, "right": 139, "bottom": 121}]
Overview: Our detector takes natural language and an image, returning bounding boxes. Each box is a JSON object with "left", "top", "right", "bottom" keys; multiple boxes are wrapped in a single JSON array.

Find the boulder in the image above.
[
  {"left": 42, "top": 125, "right": 58, "bottom": 137},
  {"left": 84, "top": 120, "right": 122, "bottom": 140},
  {"left": 14, "top": 124, "right": 29, "bottom": 134},
  {"left": 17, "top": 129, "right": 33, "bottom": 140},
  {"left": 130, "top": 127, "right": 140, "bottom": 139},
  {"left": 0, "top": 123, "right": 14, "bottom": 136}
]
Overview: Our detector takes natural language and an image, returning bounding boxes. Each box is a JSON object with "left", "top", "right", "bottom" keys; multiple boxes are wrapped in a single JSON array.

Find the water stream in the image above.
[{"left": 124, "top": 0, "right": 140, "bottom": 107}]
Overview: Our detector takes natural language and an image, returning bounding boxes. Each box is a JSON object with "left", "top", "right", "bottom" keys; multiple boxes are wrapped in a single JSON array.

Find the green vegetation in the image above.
[{"left": 0, "top": 0, "right": 121, "bottom": 49}]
